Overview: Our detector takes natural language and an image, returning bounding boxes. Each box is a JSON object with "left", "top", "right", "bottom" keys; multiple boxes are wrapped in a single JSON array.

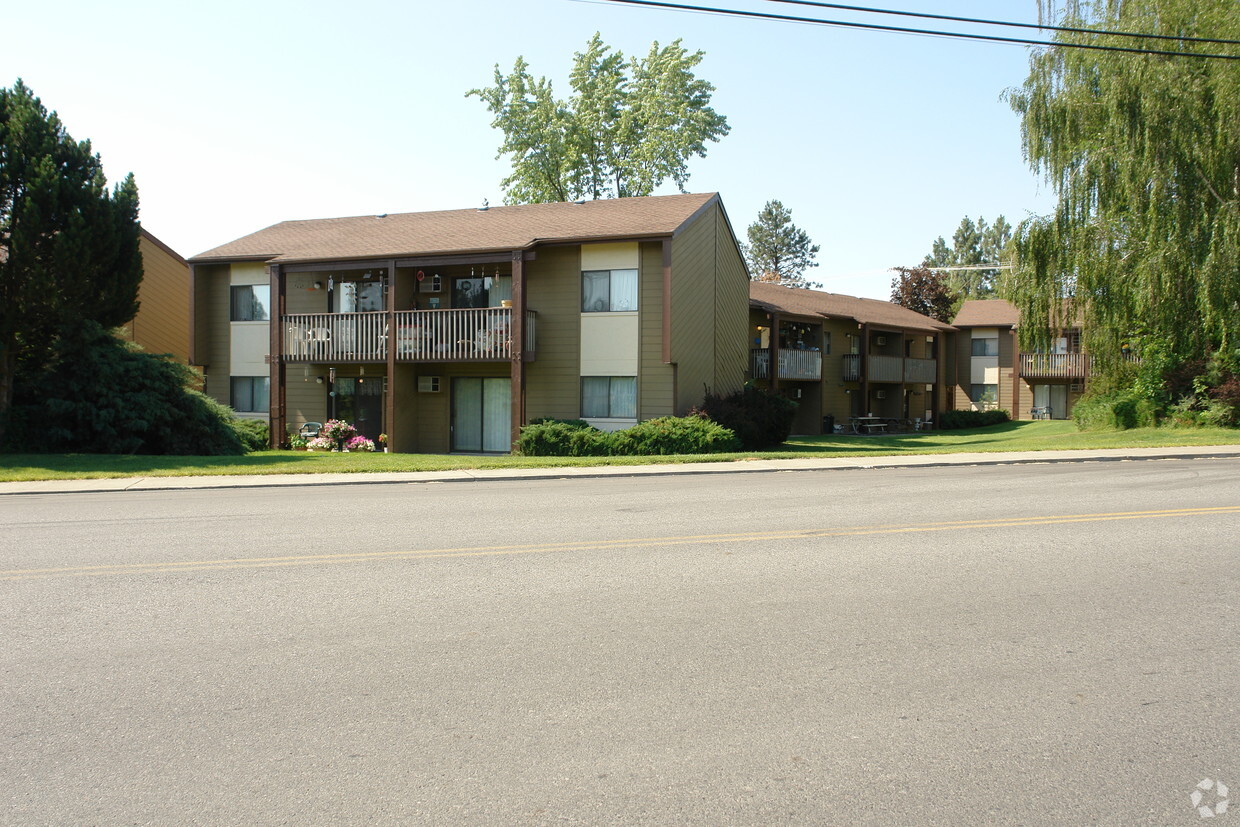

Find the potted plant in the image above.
[{"left": 378, "top": 433, "right": 388, "bottom": 453}]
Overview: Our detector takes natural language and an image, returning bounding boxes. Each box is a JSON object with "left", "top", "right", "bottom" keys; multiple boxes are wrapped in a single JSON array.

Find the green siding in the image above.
[
  {"left": 524, "top": 246, "right": 582, "bottom": 420},
  {"left": 639, "top": 241, "right": 674, "bottom": 418}
]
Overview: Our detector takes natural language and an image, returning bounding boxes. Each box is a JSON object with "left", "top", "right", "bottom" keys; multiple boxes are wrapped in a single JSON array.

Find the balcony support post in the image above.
[
  {"left": 510, "top": 250, "right": 526, "bottom": 451},
  {"left": 1011, "top": 328, "right": 1021, "bottom": 416},
  {"left": 385, "top": 259, "right": 397, "bottom": 451},
  {"left": 770, "top": 313, "right": 781, "bottom": 390},
  {"left": 268, "top": 263, "right": 286, "bottom": 448}
]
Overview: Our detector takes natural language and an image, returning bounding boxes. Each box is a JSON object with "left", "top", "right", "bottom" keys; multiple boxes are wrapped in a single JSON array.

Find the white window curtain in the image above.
[
  {"left": 486, "top": 276, "right": 512, "bottom": 306},
  {"left": 609, "top": 269, "right": 638, "bottom": 312},
  {"left": 582, "top": 271, "right": 610, "bottom": 312},
  {"left": 482, "top": 378, "right": 511, "bottom": 453},
  {"left": 609, "top": 377, "right": 637, "bottom": 418},
  {"left": 581, "top": 377, "right": 610, "bottom": 418}
]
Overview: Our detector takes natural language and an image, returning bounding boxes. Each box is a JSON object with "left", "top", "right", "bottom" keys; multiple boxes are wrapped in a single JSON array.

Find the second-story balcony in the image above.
[
  {"left": 282, "top": 307, "right": 536, "bottom": 363},
  {"left": 751, "top": 348, "right": 822, "bottom": 381},
  {"left": 840, "top": 354, "right": 937, "bottom": 383},
  {"left": 1020, "top": 352, "right": 1092, "bottom": 378}
]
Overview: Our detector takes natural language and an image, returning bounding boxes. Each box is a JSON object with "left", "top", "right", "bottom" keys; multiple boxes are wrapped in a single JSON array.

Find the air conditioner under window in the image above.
[
  {"left": 876, "top": 390, "right": 887, "bottom": 399},
  {"left": 418, "top": 376, "right": 441, "bottom": 393},
  {"left": 875, "top": 336, "right": 887, "bottom": 346}
]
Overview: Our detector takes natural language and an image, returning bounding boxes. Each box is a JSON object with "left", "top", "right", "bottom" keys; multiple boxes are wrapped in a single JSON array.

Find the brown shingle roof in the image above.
[
  {"left": 952, "top": 299, "right": 1020, "bottom": 328},
  {"left": 190, "top": 193, "right": 720, "bottom": 263},
  {"left": 749, "top": 281, "right": 953, "bottom": 333}
]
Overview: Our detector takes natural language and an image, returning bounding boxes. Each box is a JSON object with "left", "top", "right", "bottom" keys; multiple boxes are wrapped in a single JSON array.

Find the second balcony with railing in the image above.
[
  {"left": 751, "top": 348, "right": 822, "bottom": 381},
  {"left": 282, "top": 308, "right": 536, "bottom": 363}
]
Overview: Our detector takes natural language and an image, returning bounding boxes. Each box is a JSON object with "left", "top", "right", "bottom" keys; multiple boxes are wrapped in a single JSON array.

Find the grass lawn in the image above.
[{"left": 2, "top": 421, "right": 1239, "bottom": 483}]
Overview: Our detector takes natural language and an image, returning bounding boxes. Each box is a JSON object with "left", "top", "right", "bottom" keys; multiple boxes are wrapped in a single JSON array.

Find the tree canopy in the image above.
[
  {"left": 0, "top": 79, "right": 143, "bottom": 443},
  {"left": 890, "top": 266, "right": 956, "bottom": 323},
  {"left": 922, "top": 215, "right": 1011, "bottom": 300},
  {"left": 1007, "top": 0, "right": 1240, "bottom": 365},
  {"left": 469, "top": 33, "right": 730, "bottom": 204},
  {"left": 744, "top": 200, "right": 821, "bottom": 289}
]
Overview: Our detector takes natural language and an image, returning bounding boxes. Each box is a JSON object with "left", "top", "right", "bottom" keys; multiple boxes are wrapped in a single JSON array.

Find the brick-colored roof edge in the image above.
[{"left": 749, "top": 282, "right": 954, "bottom": 333}]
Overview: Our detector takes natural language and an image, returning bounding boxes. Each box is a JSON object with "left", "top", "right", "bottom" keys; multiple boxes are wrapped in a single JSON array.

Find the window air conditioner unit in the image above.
[
  {"left": 417, "top": 376, "right": 441, "bottom": 393},
  {"left": 417, "top": 274, "right": 443, "bottom": 293},
  {"left": 876, "top": 336, "right": 887, "bottom": 346},
  {"left": 1070, "top": 382, "right": 1083, "bottom": 393},
  {"left": 876, "top": 390, "right": 887, "bottom": 399}
]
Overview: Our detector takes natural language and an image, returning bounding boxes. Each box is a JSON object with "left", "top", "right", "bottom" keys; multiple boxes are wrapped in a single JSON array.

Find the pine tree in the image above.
[{"left": 744, "top": 200, "right": 821, "bottom": 288}]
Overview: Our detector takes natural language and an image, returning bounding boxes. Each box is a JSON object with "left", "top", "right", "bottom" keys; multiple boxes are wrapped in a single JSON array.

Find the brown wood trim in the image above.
[
  {"left": 770, "top": 313, "right": 781, "bottom": 391},
  {"left": 281, "top": 259, "right": 399, "bottom": 273},
  {"left": 269, "top": 264, "right": 286, "bottom": 447},
  {"left": 1011, "top": 328, "right": 1021, "bottom": 416},
  {"left": 510, "top": 250, "right": 526, "bottom": 450},
  {"left": 385, "top": 259, "right": 397, "bottom": 451},
  {"left": 860, "top": 323, "right": 869, "bottom": 411},
  {"left": 140, "top": 229, "right": 189, "bottom": 266},
  {"left": 662, "top": 239, "right": 672, "bottom": 364},
  {"left": 394, "top": 252, "right": 516, "bottom": 268},
  {"left": 188, "top": 264, "right": 198, "bottom": 367}
]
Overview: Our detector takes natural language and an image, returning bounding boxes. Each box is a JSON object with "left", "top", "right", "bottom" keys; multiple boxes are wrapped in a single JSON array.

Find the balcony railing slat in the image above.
[{"left": 750, "top": 349, "right": 821, "bottom": 381}]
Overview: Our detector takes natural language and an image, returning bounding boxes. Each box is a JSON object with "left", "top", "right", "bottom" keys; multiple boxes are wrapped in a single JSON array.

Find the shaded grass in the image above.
[{"left": 2, "top": 421, "right": 1238, "bottom": 482}]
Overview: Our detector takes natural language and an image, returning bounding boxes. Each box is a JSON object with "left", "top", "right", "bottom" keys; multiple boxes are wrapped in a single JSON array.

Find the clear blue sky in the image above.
[{"left": 4, "top": 0, "right": 1056, "bottom": 299}]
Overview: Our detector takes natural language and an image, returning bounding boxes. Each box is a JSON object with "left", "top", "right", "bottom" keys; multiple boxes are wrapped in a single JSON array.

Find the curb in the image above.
[{"left": 2, "top": 448, "right": 1238, "bottom": 496}]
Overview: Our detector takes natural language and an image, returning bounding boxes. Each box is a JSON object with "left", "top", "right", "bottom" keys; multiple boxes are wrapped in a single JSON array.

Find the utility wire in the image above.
[
  {"left": 587, "top": 0, "right": 1240, "bottom": 60},
  {"left": 763, "top": 0, "right": 1240, "bottom": 47}
]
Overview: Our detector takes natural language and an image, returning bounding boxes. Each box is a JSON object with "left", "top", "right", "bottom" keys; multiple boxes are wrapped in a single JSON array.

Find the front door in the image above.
[
  {"left": 331, "top": 377, "right": 384, "bottom": 441},
  {"left": 452, "top": 377, "right": 511, "bottom": 452}
]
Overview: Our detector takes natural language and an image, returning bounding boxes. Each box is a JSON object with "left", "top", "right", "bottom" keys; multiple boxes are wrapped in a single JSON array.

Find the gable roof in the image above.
[
  {"left": 190, "top": 193, "right": 721, "bottom": 264},
  {"left": 952, "top": 299, "right": 1020, "bottom": 328},
  {"left": 749, "top": 281, "right": 953, "bottom": 334}
]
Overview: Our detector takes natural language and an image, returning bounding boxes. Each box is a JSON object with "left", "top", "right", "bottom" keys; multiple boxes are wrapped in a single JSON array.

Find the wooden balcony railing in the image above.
[
  {"left": 1019, "top": 352, "right": 1092, "bottom": 378},
  {"left": 903, "top": 357, "right": 937, "bottom": 384},
  {"left": 867, "top": 355, "right": 904, "bottom": 383},
  {"left": 283, "top": 308, "right": 535, "bottom": 363},
  {"left": 842, "top": 354, "right": 860, "bottom": 381},
  {"left": 751, "top": 348, "right": 822, "bottom": 381}
]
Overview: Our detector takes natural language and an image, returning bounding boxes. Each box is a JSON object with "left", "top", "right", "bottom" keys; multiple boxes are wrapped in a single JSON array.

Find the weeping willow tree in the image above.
[{"left": 1006, "top": 0, "right": 1240, "bottom": 377}]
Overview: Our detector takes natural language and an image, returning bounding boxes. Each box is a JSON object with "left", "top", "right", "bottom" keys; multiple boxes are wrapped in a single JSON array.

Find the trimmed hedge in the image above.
[
  {"left": 937, "top": 409, "right": 1010, "bottom": 430},
  {"left": 517, "top": 416, "right": 739, "bottom": 456},
  {"left": 692, "top": 386, "right": 797, "bottom": 450}
]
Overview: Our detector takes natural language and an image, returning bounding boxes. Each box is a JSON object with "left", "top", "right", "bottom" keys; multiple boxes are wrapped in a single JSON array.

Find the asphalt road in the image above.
[{"left": 2, "top": 458, "right": 1237, "bottom": 824}]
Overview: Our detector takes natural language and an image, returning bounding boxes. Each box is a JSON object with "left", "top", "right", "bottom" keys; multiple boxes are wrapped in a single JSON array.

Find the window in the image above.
[
  {"left": 231, "top": 376, "right": 270, "bottom": 412},
  {"left": 230, "top": 285, "right": 270, "bottom": 321},
  {"left": 970, "top": 384, "right": 998, "bottom": 410},
  {"left": 581, "top": 376, "right": 637, "bottom": 419},
  {"left": 581, "top": 269, "right": 638, "bottom": 312},
  {"left": 971, "top": 337, "right": 998, "bottom": 357},
  {"left": 822, "top": 331, "right": 831, "bottom": 355}
]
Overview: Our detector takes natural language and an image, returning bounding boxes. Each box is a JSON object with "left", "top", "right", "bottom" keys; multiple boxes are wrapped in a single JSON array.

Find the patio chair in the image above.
[{"left": 298, "top": 422, "right": 323, "bottom": 439}]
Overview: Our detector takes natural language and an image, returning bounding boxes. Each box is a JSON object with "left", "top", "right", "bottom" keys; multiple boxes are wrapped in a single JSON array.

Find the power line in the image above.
[
  {"left": 762, "top": 0, "right": 1240, "bottom": 47},
  {"left": 586, "top": 0, "right": 1240, "bottom": 61}
]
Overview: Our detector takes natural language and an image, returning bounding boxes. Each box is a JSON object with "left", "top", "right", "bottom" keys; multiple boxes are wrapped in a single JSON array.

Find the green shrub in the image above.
[
  {"left": 517, "top": 416, "right": 739, "bottom": 456},
  {"left": 2, "top": 323, "right": 249, "bottom": 455},
  {"left": 610, "top": 416, "right": 740, "bottom": 455},
  {"left": 937, "top": 409, "right": 1010, "bottom": 429},
  {"left": 517, "top": 420, "right": 609, "bottom": 456},
  {"left": 1071, "top": 392, "right": 1158, "bottom": 431},
  {"left": 232, "top": 417, "right": 270, "bottom": 451},
  {"left": 693, "top": 386, "right": 797, "bottom": 450}
]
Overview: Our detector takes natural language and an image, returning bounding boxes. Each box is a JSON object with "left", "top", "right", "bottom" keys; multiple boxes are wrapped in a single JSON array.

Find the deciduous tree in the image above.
[
  {"left": 890, "top": 265, "right": 957, "bottom": 323},
  {"left": 1007, "top": 0, "right": 1239, "bottom": 366},
  {"left": 469, "top": 33, "right": 730, "bottom": 203},
  {"left": 744, "top": 200, "right": 821, "bottom": 288}
]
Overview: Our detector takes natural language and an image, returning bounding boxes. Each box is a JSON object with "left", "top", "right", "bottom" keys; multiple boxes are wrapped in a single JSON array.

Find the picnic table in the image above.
[{"left": 849, "top": 415, "right": 888, "bottom": 435}]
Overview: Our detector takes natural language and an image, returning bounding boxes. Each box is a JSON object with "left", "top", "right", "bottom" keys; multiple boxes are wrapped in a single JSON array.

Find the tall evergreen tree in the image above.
[
  {"left": 744, "top": 200, "right": 821, "bottom": 288},
  {"left": 923, "top": 215, "right": 1011, "bottom": 299},
  {"left": 1007, "top": 0, "right": 1240, "bottom": 364},
  {"left": 469, "top": 33, "right": 730, "bottom": 204},
  {"left": 0, "top": 80, "right": 143, "bottom": 443}
]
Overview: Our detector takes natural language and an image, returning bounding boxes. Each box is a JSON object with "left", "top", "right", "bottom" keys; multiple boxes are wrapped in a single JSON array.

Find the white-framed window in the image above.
[
  {"left": 230, "top": 285, "right": 270, "bottom": 321},
  {"left": 231, "top": 376, "right": 270, "bottom": 412},
  {"left": 581, "top": 269, "right": 638, "bottom": 313},
  {"left": 581, "top": 376, "right": 637, "bottom": 419},
  {"left": 970, "top": 383, "right": 998, "bottom": 410}
]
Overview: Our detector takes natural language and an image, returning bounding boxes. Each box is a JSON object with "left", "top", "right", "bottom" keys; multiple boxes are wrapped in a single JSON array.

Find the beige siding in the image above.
[
  {"left": 121, "top": 234, "right": 190, "bottom": 362},
  {"left": 285, "top": 371, "right": 329, "bottom": 436},
  {"left": 670, "top": 205, "right": 719, "bottom": 413},
  {"left": 639, "top": 242, "right": 675, "bottom": 418},
  {"left": 524, "top": 246, "right": 582, "bottom": 420},
  {"left": 819, "top": 318, "right": 857, "bottom": 425}
]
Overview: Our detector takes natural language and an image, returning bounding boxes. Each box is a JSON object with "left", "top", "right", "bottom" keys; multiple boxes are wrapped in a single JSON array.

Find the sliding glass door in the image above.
[{"left": 452, "top": 377, "right": 511, "bottom": 452}]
